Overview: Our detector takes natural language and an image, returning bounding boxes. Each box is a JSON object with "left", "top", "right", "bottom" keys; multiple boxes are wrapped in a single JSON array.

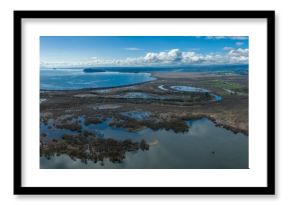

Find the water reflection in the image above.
[{"left": 41, "top": 118, "right": 248, "bottom": 169}]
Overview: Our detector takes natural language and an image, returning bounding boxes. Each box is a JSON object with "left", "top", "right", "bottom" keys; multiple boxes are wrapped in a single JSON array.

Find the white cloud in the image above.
[
  {"left": 125, "top": 47, "right": 141, "bottom": 51},
  {"left": 206, "top": 36, "right": 248, "bottom": 40},
  {"left": 227, "top": 48, "right": 248, "bottom": 57},
  {"left": 206, "top": 36, "right": 226, "bottom": 40},
  {"left": 143, "top": 49, "right": 205, "bottom": 64},
  {"left": 41, "top": 48, "right": 249, "bottom": 68},
  {"left": 230, "top": 36, "right": 248, "bottom": 40},
  {"left": 143, "top": 49, "right": 182, "bottom": 63},
  {"left": 235, "top": 42, "right": 244, "bottom": 46},
  {"left": 223, "top": 47, "right": 233, "bottom": 51},
  {"left": 181, "top": 52, "right": 203, "bottom": 63},
  {"left": 188, "top": 48, "right": 200, "bottom": 51},
  {"left": 226, "top": 48, "right": 249, "bottom": 64}
]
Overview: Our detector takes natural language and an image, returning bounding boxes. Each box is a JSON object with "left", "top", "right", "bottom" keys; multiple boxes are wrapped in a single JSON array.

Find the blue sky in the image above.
[{"left": 40, "top": 36, "right": 249, "bottom": 68}]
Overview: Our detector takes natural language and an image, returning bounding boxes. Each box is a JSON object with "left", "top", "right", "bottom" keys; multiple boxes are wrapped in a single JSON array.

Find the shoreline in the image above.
[{"left": 40, "top": 70, "right": 242, "bottom": 92}]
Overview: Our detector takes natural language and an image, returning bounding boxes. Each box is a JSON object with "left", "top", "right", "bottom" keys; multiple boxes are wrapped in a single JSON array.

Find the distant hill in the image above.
[{"left": 83, "top": 64, "right": 248, "bottom": 75}]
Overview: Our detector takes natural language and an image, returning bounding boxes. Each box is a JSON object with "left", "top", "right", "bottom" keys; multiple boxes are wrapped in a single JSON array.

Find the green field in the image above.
[{"left": 202, "top": 79, "right": 248, "bottom": 94}]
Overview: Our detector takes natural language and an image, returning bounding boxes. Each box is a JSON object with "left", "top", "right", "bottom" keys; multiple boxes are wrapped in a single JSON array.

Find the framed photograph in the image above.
[{"left": 14, "top": 10, "right": 275, "bottom": 195}]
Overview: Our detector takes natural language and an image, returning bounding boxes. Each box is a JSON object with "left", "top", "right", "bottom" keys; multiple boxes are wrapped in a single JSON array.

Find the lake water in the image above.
[
  {"left": 40, "top": 69, "right": 155, "bottom": 90},
  {"left": 170, "top": 85, "right": 222, "bottom": 102},
  {"left": 40, "top": 118, "right": 248, "bottom": 169},
  {"left": 171, "top": 86, "right": 209, "bottom": 93}
]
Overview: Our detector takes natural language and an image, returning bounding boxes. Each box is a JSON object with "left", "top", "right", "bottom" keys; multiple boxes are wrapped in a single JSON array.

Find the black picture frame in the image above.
[{"left": 14, "top": 10, "right": 275, "bottom": 195}]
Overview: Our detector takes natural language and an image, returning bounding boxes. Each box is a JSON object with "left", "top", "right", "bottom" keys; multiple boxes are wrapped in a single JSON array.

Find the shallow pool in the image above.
[{"left": 170, "top": 86, "right": 209, "bottom": 93}]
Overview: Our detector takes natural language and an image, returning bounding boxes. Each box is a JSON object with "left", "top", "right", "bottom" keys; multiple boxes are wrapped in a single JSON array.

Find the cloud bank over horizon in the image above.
[{"left": 40, "top": 47, "right": 249, "bottom": 68}]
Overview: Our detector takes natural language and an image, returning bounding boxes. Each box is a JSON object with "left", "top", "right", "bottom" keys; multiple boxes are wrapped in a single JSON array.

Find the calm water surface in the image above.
[
  {"left": 41, "top": 118, "right": 248, "bottom": 169},
  {"left": 40, "top": 69, "right": 155, "bottom": 90}
]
